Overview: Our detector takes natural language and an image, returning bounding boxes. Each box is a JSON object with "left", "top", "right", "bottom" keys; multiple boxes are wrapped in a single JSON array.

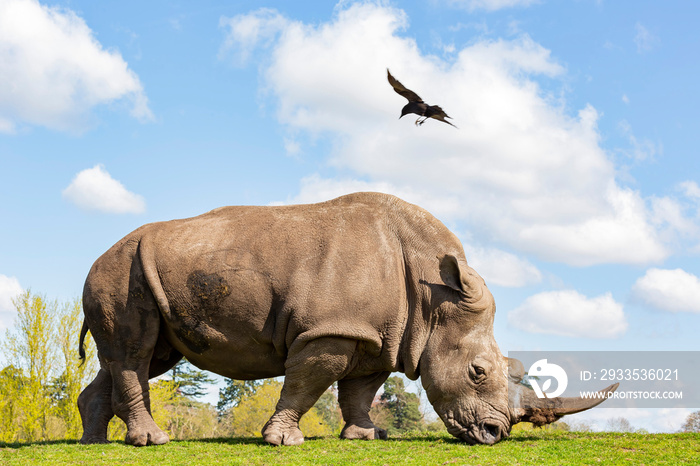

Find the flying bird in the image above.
[{"left": 387, "top": 69, "right": 456, "bottom": 128}]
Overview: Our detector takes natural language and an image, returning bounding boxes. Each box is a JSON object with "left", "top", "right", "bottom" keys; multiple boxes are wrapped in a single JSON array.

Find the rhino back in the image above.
[
  {"left": 92, "top": 192, "right": 464, "bottom": 380},
  {"left": 134, "top": 193, "right": 438, "bottom": 379}
]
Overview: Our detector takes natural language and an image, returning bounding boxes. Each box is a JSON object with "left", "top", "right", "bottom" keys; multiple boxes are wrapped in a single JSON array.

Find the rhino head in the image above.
[{"left": 417, "top": 255, "right": 617, "bottom": 444}]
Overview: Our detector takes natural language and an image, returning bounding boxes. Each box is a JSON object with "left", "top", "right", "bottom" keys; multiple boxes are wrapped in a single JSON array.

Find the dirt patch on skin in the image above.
[
  {"left": 170, "top": 271, "right": 233, "bottom": 354},
  {"left": 188, "top": 270, "right": 231, "bottom": 306}
]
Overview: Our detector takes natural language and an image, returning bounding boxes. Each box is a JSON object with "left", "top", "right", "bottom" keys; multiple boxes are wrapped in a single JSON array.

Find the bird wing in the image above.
[
  {"left": 387, "top": 69, "right": 423, "bottom": 103},
  {"left": 427, "top": 105, "right": 451, "bottom": 119},
  {"left": 427, "top": 106, "right": 458, "bottom": 128}
]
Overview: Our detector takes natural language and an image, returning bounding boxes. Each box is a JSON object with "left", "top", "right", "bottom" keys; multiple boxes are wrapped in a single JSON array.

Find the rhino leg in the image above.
[
  {"left": 338, "top": 371, "right": 390, "bottom": 440},
  {"left": 106, "top": 306, "right": 170, "bottom": 448},
  {"left": 108, "top": 358, "right": 169, "bottom": 446},
  {"left": 82, "top": 253, "right": 170, "bottom": 447},
  {"left": 78, "top": 368, "right": 114, "bottom": 444},
  {"left": 262, "top": 338, "right": 356, "bottom": 446}
]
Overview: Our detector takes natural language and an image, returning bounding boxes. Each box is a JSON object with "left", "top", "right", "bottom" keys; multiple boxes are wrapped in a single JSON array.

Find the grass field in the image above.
[{"left": 1, "top": 431, "right": 698, "bottom": 465}]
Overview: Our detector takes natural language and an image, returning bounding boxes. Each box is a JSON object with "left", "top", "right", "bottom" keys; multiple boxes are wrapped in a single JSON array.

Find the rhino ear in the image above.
[
  {"left": 439, "top": 254, "right": 466, "bottom": 293},
  {"left": 438, "top": 255, "right": 492, "bottom": 312}
]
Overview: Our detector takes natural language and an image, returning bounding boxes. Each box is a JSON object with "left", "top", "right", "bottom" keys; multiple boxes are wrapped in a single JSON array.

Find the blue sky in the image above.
[{"left": 1, "top": 0, "right": 698, "bottom": 432}]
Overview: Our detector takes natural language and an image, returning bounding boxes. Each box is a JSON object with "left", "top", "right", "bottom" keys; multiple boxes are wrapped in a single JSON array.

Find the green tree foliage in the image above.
[
  {"left": 221, "top": 380, "right": 334, "bottom": 438},
  {"left": 371, "top": 376, "right": 423, "bottom": 435},
  {"left": 217, "top": 378, "right": 263, "bottom": 416},
  {"left": 0, "top": 365, "right": 25, "bottom": 442},
  {"left": 223, "top": 380, "right": 280, "bottom": 437},
  {"left": 2, "top": 291, "right": 58, "bottom": 441},
  {"left": 312, "top": 387, "right": 343, "bottom": 435},
  {"left": 0, "top": 292, "right": 99, "bottom": 442},
  {"left": 169, "top": 358, "right": 215, "bottom": 399},
  {"left": 167, "top": 398, "right": 222, "bottom": 439},
  {"left": 52, "top": 298, "right": 98, "bottom": 438}
]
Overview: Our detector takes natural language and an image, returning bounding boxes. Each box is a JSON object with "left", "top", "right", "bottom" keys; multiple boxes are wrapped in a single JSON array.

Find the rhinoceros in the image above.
[{"left": 78, "top": 192, "right": 616, "bottom": 446}]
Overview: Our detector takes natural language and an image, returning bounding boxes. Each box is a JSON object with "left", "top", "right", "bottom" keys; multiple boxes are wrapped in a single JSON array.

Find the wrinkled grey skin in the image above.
[{"left": 78, "top": 192, "right": 614, "bottom": 447}]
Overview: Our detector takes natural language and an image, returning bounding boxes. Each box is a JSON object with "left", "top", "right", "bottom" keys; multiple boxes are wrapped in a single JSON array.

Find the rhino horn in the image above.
[{"left": 508, "top": 360, "right": 619, "bottom": 426}]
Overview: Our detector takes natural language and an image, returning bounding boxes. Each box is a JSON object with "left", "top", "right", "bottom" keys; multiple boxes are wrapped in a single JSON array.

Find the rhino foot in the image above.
[
  {"left": 124, "top": 425, "right": 170, "bottom": 446},
  {"left": 341, "top": 423, "right": 388, "bottom": 440},
  {"left": 79, "top": 436, "right": 111, "bottom": 445},
  {"left": 262, "top": 421, "right": 304, "bottom": 446}
]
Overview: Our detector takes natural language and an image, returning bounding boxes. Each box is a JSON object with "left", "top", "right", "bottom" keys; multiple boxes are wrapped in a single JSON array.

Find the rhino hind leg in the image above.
[
  {"left": 81, "top": 250, "right": 170, "bottom": 447},
  {"left": 78, "top": 346, "right": 180, "bottom": 445},
  {"left": 78, "top": 368, "right": 114, "bottom": 444},
  {"left": 109, "top": 301, "right": 169, "bottom": 445},
  {"left": 338, "top": 371, "right": 390, "bottom": 440},
  {"left": 262, "top": 338, "right": 358, "bottom": 446}
]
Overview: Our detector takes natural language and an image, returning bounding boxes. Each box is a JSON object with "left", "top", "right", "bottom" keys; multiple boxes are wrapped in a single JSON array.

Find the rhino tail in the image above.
[
  {"left": 78, "top": 320, "right": 89, "bottom": 365},
  {"left": 138, "top": 235, "right": 173, "bottom": 320}
]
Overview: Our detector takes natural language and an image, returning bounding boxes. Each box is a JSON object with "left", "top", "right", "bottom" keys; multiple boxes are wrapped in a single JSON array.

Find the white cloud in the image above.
[
  {"left": 222, "top": 3, "right": 693, "bottom": 266},
  {"left": 618, "top": 119, "right": 660, "bottom": 162},
  {"left": 0, "top": 0, "right": 152, "bottom": 133},
  {"left": 0, "top": 275, "right": 23, "bottom": 330},
  {"left": 219, "top": 8, "right": 289, "bottom": 65},
  {"left": 634, "top": 22, "right": 659, "bottom": 54},
  {"left": 283, "top": 137, "right": 302, "bottom": 157},
  {"left": 649, "top": 196, "right": 698, "bottom": 239},
  {"left": 679, "top": 180, "right": 700, "bottom": 202},
  {"left": 508, "top": 290, "right": 627, "bottom": 338},
  {"left": 445, "top": 0, "right": 540, "bottom": 12},
  {"left": 631, "top": 268, "right": 700, "bottom": 313},
  {"left": 62, "top": 165, "right": 146, "bottom": 214},
  {"left": 463, "top": 245, "right": 542, "bottom": 287},
  {"left": 0, "top": 117, "right": 15, "bottom": 134}
]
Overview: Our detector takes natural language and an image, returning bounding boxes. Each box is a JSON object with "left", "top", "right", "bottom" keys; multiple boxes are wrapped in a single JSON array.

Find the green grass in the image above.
[{"left": 1, "top": 431, "right": 698, "bottom": 465}]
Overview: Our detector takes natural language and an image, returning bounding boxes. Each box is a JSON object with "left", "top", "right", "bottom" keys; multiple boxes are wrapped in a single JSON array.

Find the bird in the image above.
[{"left": 387, "top": 69, "right": 456, "bottom": 128}]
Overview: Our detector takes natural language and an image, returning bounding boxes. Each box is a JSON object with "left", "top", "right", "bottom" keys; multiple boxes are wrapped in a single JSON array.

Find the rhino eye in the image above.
[{"left": 470, "top": 364, "right": 487, "bottom": 384}]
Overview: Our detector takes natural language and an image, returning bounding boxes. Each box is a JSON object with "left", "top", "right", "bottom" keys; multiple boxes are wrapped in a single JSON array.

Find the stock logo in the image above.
[{"left": 528, "top": 359, "right": 568, "bottom": 399}]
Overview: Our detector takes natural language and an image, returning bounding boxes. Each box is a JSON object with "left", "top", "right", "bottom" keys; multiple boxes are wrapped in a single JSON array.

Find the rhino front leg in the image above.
[
  {"left": 338, "top": 371, "right": 390, "bottom": 440},
  {"left": 262, "top": 338, "right": 356, "bottom": 446}
]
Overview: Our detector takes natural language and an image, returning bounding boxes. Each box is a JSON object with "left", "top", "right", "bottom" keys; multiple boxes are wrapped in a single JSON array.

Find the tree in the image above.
[
  {"left": 167, "top": 398, "right": 221, "bottom": 440},
  {"left": 561, "top": 419, "right": 593, "bottom": 432},
  {"left": 222, "top": 380, "right": 334, "bottom": 438},
  {"left": 1, "top": 292, "right": 99, "bottom": 442},
  {"left": 2, "top": 291, "right": 58, "bottom": 441},
  {"left": 225, "top": 380, "right": 281, "bottom": 437},
  {"left": 217, "top": 378, "right": 263, "bottom": 417},
  {"left": 374, "top": 376, "right": 423, "bottom": 435},
  {"left": 681, "top": 410, "right": 700, "bottom": 433},
  {"left": 0, "top": 365, "right": 25, "bottom": 442},
  {"left": 606, "top": 417, "right": 635, "bottom": 433},
  {"left": 169, "top": 358, "right": 215, "bottom": 399},
  {"left": 51, "top": 298, "right": 98, "bottom": 438},
  {"left": 312, "top": 387, "right": 343, "bottom": 435}
]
